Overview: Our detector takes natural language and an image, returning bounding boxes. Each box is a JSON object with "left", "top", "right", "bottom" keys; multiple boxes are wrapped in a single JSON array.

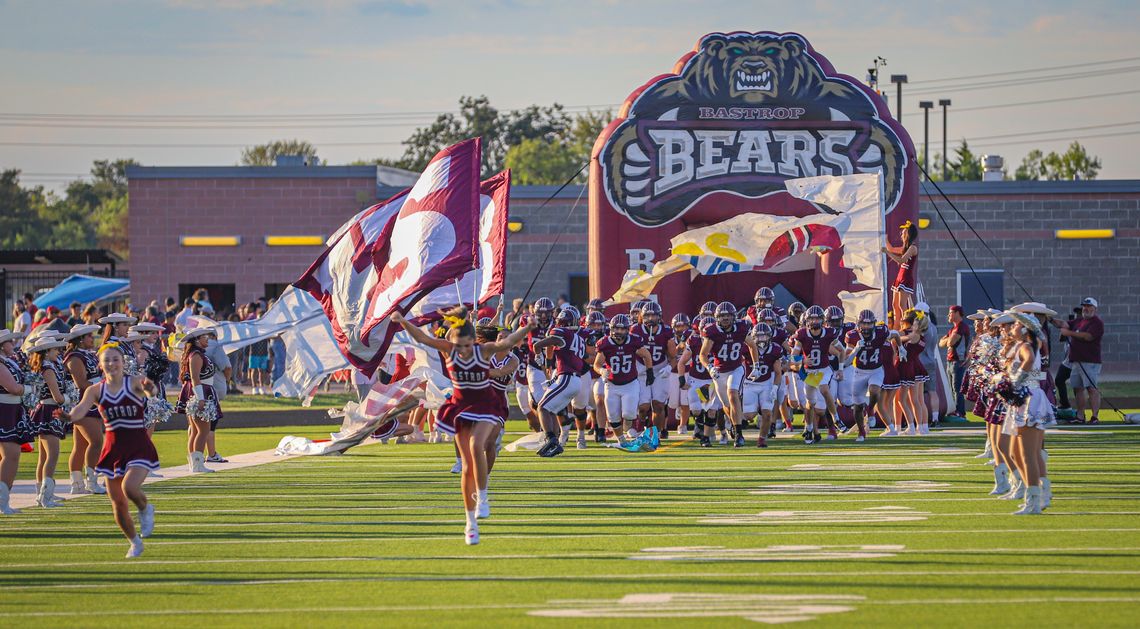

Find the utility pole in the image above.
[
  {"left": 919, "top": 101, "right": 934, "bottom": 179},
  {"left": 939, "top": 99, "right": 952, "bottom": 181},
  {"left": 889, "top": 74, "right": 908, "bottom": 119}
]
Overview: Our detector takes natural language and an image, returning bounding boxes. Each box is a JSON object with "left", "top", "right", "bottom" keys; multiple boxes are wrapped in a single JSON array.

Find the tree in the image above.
[
  {"left": 240, "top": 140, "right": 319, "bottom": 166},
  {"left": 503, "top": 109, "right": 611, "bottom": 184},
  {"left": 63, "top": 159, "right": 137, "bottom": 256},
  {"left": 1016, "top": 142, "right": 1101, "bottom": 181},
  {"left": 944, "top": 140, "right": 984, "bottom": 181},
  {"left": 0, "top": 170, "right": 51, "bottom": 249},
  {"left": 397, "top": 95, "right": 572, "bottom": 178}
]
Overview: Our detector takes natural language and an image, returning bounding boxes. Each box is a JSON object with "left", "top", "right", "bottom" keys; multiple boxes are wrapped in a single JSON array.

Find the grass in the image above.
[
  {"left": 178, "top": 392, "right": 357, "bottom": 412},
  {"left": 2, "top": 420, "right": 1140, "bottom": 628}
]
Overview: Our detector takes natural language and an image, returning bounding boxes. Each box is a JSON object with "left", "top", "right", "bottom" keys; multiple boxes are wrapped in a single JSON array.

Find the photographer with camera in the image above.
[{"left": 1053, "top": 298, "right": 1104, "bottom": 424}]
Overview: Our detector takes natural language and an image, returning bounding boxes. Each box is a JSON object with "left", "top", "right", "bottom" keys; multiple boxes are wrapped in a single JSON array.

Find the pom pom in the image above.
[
  {"left": 145, "top": 396, "right": 175, "bottom": 427},
  {"left": 186, "top": 393, "right": 218, "bottom": 423},
  {"left": 60, "top": 380, "right": 80, "bottom": 412},
  {"left": 21, "top": 372, "right": 43, "bottom": 410}
]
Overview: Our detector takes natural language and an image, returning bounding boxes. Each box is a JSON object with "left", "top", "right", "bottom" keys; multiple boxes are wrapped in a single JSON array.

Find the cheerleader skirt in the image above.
[
  {"left": 30, "top": 403, "right": 67, "bottom": 439},
  {"left": 95, "top": 428, "right": 161, "bottom": 478},
  {"left": 1002, "top": 386, "right": 1053, "bottom": 435},
  {"left": 0, "top": 402, "right": 31, "bottom": 444},
  {"left": 434, "top": 387, "right": 505, "bottom": 436},
  {"left": 175, "top": 382, "right": 224, "bottom": 421}
]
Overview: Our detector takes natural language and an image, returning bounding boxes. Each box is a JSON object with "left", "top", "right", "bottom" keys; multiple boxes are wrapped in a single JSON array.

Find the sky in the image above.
[{"left": 1, "top": 0, "right": 1139, "bottom": 192}]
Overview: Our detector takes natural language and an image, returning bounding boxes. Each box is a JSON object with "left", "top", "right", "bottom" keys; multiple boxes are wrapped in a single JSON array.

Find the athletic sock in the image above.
[
  {"left": 466, "top": 510, "right": 478, "bottom": 527},
  {"left": 478, "top": 488, "right": 488, "bottom": 504}
]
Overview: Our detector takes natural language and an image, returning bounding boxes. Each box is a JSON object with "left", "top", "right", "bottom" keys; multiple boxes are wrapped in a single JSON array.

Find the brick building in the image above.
[{"left": 126, "top": 165, "right": 1139, "bottom": 370}]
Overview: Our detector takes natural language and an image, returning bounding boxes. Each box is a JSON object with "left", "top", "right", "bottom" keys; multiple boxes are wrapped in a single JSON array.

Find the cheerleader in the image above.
[
  {"left": 475, "top": 318, "right": 519, "bottom": 505},
  {"left": 883, "top": 220, "right": 919, "bottom": 326},
  {"left": 987, "top": 314, "right": 1023, "bottom": 497},
  {"left": 57, "top": 342, "right": 160, "bottom": 558},
  {"left": 63, "top": 323, "right": 106, "bottom": 495},
  {"left": 98, "top": 313, "right": 140, "bottom": 375},
  {"left": 0, "top": 330, "right": 31, "bottom": 514},
  {"left": 175, "top": 327, "right": 223, "bottom": 473},
  {"left": 27, "top": 335, "right": 70, "bottom": 507},
  {"left": 896, "top": 309, "right": 930, "bottom": 435},
  {"left": 879, "top": 332, "right": 903, "bottom": 437},
  {"left": 392, "top": 307, "right": 533, "bottom": 545},
  {"left": 1001, "top": 313, "right": 1053, "bottom": 514}
]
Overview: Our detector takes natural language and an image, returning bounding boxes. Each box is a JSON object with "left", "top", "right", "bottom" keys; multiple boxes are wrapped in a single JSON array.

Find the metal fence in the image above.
[{"left": 1, "top": 268, "right": 130, "bottom": 329}]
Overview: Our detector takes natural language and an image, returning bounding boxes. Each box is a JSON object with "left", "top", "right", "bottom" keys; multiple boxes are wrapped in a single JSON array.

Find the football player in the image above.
[{"left": 698, "top": 302, "right": 759, "bottom": 448}]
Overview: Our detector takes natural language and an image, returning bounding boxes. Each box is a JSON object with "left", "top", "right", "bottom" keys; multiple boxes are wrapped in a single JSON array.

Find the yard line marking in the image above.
[
  {"left": 8, "top": 528, "right": 1140, "bottom": 550},
  {"left": 8, "top": 546, "right": 1140, "bottom": 570},
  {"left": 5, "top": 571, "right": 1140, "bottom": 593}
]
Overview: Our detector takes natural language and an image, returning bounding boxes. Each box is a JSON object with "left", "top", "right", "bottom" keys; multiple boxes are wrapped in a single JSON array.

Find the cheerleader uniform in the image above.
[
  {"left": 64, "top": 348, "right": 103, "bottom": 420},
  {"left": 30, "top": 362, "right": 68, "bottom": 439},
  {"left": 1003, "top": 347, "right": 1053, "bottom": 436},
  {"left": 904, "top": 338, "right": 929, "bottom": 385},
  {"left": 93, "top": 376, "right": 160, "bottom": 478},
  {"left": 880, "top": 343, "right": 901, "bottom": 392},
  {"left": 175, "top": 347, "right": 223, "bottom": 423},
  {"left": 434, "top": 345, "right": 503, "bottom": 436},
  {"left": 110, "top": 336, "right": 142, "bottom": 377},
  {"left": 0, "top": 355, "right": 31, "bottom": 444},
  {"left": 891, "top": 246, "right": 917, "bottom": 295}
]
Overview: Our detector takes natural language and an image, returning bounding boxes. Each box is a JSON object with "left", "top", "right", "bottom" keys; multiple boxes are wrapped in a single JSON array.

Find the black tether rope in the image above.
[
  {"left": 918, "top": 161, "right": 1035, "bottom": 301},
  {"left": 513, "top": 161, "right": 590, "bottom": 318},
  {"left": 920, "top": 178, "right": 999, "bottom": 309}
]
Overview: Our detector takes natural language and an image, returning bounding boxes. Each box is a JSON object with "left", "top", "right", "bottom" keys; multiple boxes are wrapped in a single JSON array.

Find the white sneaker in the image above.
[
  {"left": 1040, "top": 478, "right": 1052, "bottom": 510},
  {"left": 71, "top": 481, "right": 90, "bottom": 495},
  {"left": 906, "top": 426, "right": 917, "bottom": 436},
  {"left": 559, "top": 430, "right": 570, "bottom": 447},
  {"left": 0, "top": 484, "right": 18, "bottom": 515},
  {"left": 825, "top": 433, "right": 837, "bottom": 441},
  {"left": 1001, "top": 481, "right": 1025, "bottom": 501},
  {"left": 465, "top": 526, "right": 480, "bottom": 545},
  {"left": 477, "top": 500, "right": 490, "bottom": 519},
  {"left": 139, "top": 504, "right": 155, "bottom": 538},
  {"left": 855, "top": 434, "right": 865, "bottom": 443},
  {"left": 678, "top": 426, "right": 687, "bottom": 435},
  {"left": 428, "top": 431, "right": 439, "bottom": 444},
  {"left": 975, "top": 446, "right": 993, "bottom": 459},
  {"left": 576, "top": 436, "right": 587, "bottom": 450},
  {"left": 125, "top": 536, "right": 145, "bottom": 558},
  {"left": 450, "top": 459, "right": 462, "bottom": 474},
  {"left": 881, "top": 428, "right": 899, "bottom": 437}
]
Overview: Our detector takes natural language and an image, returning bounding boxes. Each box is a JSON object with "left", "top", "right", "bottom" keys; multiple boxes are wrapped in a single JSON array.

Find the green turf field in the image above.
[{"left": 2, "top": 421, "right": 1139, "bottom": 628}]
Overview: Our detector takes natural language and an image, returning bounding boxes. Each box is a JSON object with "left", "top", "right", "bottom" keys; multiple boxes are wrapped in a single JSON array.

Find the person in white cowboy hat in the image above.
[
  {"left": 130, "top": 322, "right": 173, "bottom": 401},
  {"left": 98, "top": 312, "right": 140, "bottom": 375},
  {"left": 175, "top": 327, "right": 223, "bottom": 473},
  {"left": 62, "top": 323, "right": 107, "bottom": 495},
  {"left": 26, "top": 335, "right": 70, "bottom": 508},
  {"left": 999, "top": 312, "right": 1053, "bottom": 515},
  {"left": 1052, "top": 297, "right": 1104, "bottom": 424},
  {"left": 1011, "top": 302, "right": 1060, "bottom": 410},
  {"left": 0, "top": 329, "right": 33, "bottom": 514}
]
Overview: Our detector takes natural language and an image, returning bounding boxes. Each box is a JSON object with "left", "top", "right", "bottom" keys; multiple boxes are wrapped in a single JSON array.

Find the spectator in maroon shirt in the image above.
[
  {"left": 938, "top": 305, "right": 970, "bottom": 419},
  {"left": 1056, "top": 297, "right": 1104, "bottom": 423}
]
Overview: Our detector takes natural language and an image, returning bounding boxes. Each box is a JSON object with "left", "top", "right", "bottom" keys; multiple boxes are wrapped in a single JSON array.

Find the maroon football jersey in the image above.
[
  {"left": 701, "top": 320, "right": 749, "bottom": 370},
  {"left": 547, "top": 327, "right": 586, "bottom": 375},
  {"left": 686, "top": 335, "right": 711, "bottom": 380},
  {"left": 595, "top": 335, "right": 644, "bottom": 385},
  {"left": 747, "top": 343, "right": 783, "bottom": 384},
  {"left": 634, "top": 323, "right": 673, "bottom": 367},
  {"left": 794, "top": 327, "right": 838, "bottom": 370},
  {"left": 846, "top": 325, "right": 890, "bottom": 370},
  {"left": 525, "top": 319, "right": 552, "bottom": 369}
]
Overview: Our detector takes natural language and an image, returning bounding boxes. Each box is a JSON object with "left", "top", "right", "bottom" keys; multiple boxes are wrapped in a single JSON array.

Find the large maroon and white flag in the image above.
[
  {"left": 295, "top": 138, "right": 482, "bottom": 375},
  {"left": 407, "top": 169, "right": 511, "bottom": 324}
]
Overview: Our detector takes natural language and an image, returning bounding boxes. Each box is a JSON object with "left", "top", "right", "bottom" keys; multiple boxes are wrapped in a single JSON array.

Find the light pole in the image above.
[
  {"left": 939, "top": 99, "right": 952, "bottom": 181},
  {"left": 889, "top": 74, "right": 908, "bottom": 119},
  {"left": 919, "top": 101, "right": 933, "bottom": 179}
]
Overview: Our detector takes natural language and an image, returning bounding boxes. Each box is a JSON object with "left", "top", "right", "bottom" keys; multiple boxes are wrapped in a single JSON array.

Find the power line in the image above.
[
  {"left": 0, "top": 103, "right": 619, "bottom": 123},
  {"left": 967, "top": 120, "right": 1140, "bottom": 142},
  {"left": 899, "top": 88, "right": 1140, "bottom": 117},
  {"left": 908, "top": 55, "right": 1140, "bottom": 85},
  {"left": 968, "top": 129, "right": 1140, "bottom": 149},
  {"left": 0, "top": 140, "right": 403, "bottom": 148},
  {"left": 908, "top": 65, "right": 1140, "bottom": 95}
]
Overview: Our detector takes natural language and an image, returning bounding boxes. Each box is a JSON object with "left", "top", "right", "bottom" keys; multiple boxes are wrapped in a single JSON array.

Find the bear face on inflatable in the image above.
[{"left": 589, "top": 31, "right": 918, "bottom": 316}]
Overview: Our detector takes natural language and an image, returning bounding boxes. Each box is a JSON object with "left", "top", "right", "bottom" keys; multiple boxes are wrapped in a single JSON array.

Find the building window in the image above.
[
  {"left": 569, "top": 274, "right": 589, "bottom": 309},
  {"left": 956, "top": 269, "right": 1003, "bottom": 314}
]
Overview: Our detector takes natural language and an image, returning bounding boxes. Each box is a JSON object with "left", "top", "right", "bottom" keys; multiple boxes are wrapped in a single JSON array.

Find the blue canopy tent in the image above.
[{"left": 33, "top": 274, "right": 129, "bottom": 311}]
